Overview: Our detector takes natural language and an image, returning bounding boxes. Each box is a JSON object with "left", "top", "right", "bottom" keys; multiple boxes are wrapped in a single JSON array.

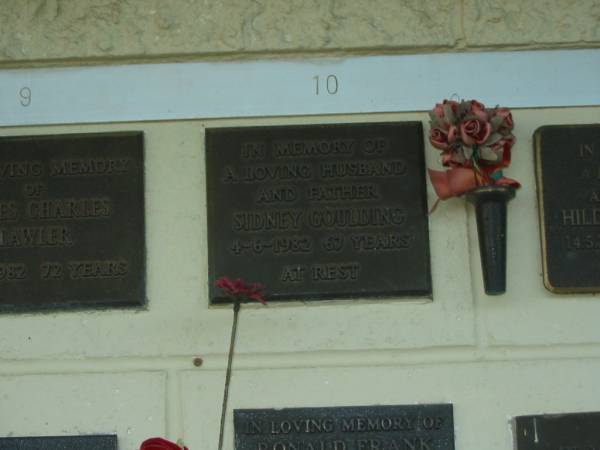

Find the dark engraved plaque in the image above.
[
  {"left": 206, "top": 122, "right": 431, "bottom": 303},
  {"left": 535, "top": 125, "right": 600, "bottom": 293},
  {"left": 515, "top": 412, "right": 600, "bottom": 450},
  {"left": 0, "top": 435, "right": 118, "bottom": 450},
  {"left": 235, "top": 404, "right": 454, "bottom": 450},
  {"left": 0, "top": 132, "right": 145, "bottom": 311}
]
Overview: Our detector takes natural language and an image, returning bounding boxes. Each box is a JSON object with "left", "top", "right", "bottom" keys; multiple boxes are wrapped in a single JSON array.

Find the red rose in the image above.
[
  {"left": 460, "top": 118, "right": 492, "bottom": 146},
  {"left": 494, "top": 108, "right": 514, "bottom": 133},
  {"left": 470, "top": 100, "right": 489, "bottom": 121},
  {"left": 140, "top": 438, "right": 188, "bottom": 450},
  {"left": 429, "top": 127, "right": 450, "bottom": 150}
]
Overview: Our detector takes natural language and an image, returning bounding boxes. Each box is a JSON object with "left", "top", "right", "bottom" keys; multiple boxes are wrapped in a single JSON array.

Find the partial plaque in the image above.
[
  {"left": 206, "top": 122, "right": 431, "bottom": 303},
  {"left": 0, "top": 132, "right": 145, "bottom": 311},
  {"left": 0, "top": 435, "right": 118, "bottom": 450},
  {"left": 235, "top": 404, "right": 454, "bottom": 450},
  {"left": 535, "top": 125, "right": 600, "bottom": 293},
  {"left": 515, "top": 412, "right": 600, "bottom": 450}
]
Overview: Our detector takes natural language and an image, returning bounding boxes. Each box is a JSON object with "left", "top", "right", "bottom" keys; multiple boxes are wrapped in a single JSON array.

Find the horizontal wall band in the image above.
[
  {"left": 0, "top": 49, "right": 599, "bottom": 127},
  {"left": 4, "top": 344, "right": 600, "bottom": 375}
]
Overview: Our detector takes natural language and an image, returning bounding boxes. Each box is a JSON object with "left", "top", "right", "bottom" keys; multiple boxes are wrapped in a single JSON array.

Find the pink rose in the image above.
[
  {"left": 470, "top": 100, "right": 489, "bottom": 121},
  {"left": 460, "top": 118, "right": 492, "bottom": 146},
  {"left": 432, "top": 100, "right": 459, "bottom": 123},
  {"left": 447, "top": 125, "right": 458, "bottom": 143},
  {"left": 494, "top": 108, "right": 514, "bottom": 133},
  {"left": 432, "top": 103, "right": 445, "bottom": 119},
  {"left": 429, "top": 127, "right": 450, "bottom": 150}
]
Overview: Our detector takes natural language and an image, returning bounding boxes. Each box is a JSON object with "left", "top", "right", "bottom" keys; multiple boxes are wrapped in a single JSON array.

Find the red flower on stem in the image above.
[
  {"left": 140, "top": 438, "right": 188, "bottom": 450},
  {"left": 214, "top": 276, "right": 267, "bottom": 450},
  {"left": 215, "top": 277, "right": 266, "bottom": 305}
]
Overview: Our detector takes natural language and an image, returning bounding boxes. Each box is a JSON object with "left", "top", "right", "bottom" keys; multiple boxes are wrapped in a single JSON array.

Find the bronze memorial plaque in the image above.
[
  {"left": 234, "top": 404, "right": 454, "bottom": 450},
  {"left": 515, "top": 412, "right": 600, "bottom": 450},
  {"left": 206, "top": 122, "right": 431, "bottom": 303},
  {"left": 0, "top": 435, "right": 118, "bottom": 450},
  {"left": 535, "top": 125, "right": 600, "bottom": 293},
  {"left": 0, "top": 132, "right": 145, "bottom": 311}
]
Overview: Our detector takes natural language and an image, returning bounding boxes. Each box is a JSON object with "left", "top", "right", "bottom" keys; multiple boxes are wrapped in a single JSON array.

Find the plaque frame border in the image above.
[
  {"left": 534, "top": 124, "right": 600, "bottom": 294},
  {"left": 204, "top": 121, "right": 432, "bottom": 304}
]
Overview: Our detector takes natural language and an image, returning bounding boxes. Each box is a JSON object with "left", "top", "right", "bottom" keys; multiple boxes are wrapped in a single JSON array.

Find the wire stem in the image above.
[{"left": 218, "top": 300, "right": 241, "bottom": 450}]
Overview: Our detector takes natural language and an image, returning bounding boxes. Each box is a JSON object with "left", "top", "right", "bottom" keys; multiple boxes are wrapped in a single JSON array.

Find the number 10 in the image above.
[{"left": 314, "top": 75, "right": 339, "bottom": 95}]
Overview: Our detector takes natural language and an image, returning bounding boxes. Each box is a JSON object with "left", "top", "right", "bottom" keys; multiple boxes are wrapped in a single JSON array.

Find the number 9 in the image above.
[{"left": 19, "top": 87, "right": 31, "bottom": 107}]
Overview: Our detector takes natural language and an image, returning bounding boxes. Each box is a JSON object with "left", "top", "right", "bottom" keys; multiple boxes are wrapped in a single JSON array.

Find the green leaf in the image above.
[{"left": 491, "top": 170, "right": 503, "bottom": 181}]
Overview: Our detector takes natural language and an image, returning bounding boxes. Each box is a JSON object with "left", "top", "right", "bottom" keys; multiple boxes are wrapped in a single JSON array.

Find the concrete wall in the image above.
[
  {"left": 2, "top": 108, "right": 600, "bottom": 450},
  {"left": 1, "top": 1, "right": 600, "bottom": 450}
]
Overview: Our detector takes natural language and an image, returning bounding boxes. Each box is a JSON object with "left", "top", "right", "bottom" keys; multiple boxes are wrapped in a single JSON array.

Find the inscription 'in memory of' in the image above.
[
  {"left": 235, "top": 405, "right": 454, "bottom": 450},
  {"left": 206, "top": 123, "right": 431, "bottom": 303},
  {"left": 0, "top": 132, "right": 145, "bottom": 311}
]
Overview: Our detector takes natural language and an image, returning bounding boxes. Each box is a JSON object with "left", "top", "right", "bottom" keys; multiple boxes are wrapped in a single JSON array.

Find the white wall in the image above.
[{"left": 1, "top": 108, "right": 600, "bottom": 450}]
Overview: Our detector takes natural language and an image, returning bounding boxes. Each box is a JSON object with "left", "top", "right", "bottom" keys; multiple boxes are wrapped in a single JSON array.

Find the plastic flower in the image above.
[
  {"left": 215, "top": 276, "right": 266, "bottom": 305},
  {"left": 427, "top": 99, "right": 520, "bottom": 201},
  {"left": 140, "top": 437, "right": 188, "bottom": 450},
  {"left": 214, "top": 277, "right": 267, "bottom": 450}
]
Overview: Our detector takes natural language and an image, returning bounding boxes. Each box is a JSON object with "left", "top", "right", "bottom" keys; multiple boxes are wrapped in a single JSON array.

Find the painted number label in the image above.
[
  {"left": 19, "top": 87, "right": 31, "bottom": 107},
  {"left": 314, "top": 75, "right": 339, "bottom": 95}
]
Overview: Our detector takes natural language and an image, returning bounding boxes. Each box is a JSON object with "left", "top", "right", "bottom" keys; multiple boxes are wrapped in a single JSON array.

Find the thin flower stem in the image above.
[{"left": 218, "top": 300, "right": 241, "bottom": 450}]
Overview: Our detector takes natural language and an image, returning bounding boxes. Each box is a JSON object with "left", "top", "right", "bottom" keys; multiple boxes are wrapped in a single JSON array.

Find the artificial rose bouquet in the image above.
[{"left": 427, "top": 99, "right": 520, "bottom": 202}]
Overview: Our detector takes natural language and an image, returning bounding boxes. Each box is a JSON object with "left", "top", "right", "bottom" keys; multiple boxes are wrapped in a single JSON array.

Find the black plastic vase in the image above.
[{"left": 466, "top": 185, "right": 516, "bottom": 295}]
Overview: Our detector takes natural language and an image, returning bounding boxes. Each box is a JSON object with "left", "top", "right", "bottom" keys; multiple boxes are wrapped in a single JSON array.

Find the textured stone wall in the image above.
[{"left": 0, "top": 0, "right": 599, "bottom": 66}]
